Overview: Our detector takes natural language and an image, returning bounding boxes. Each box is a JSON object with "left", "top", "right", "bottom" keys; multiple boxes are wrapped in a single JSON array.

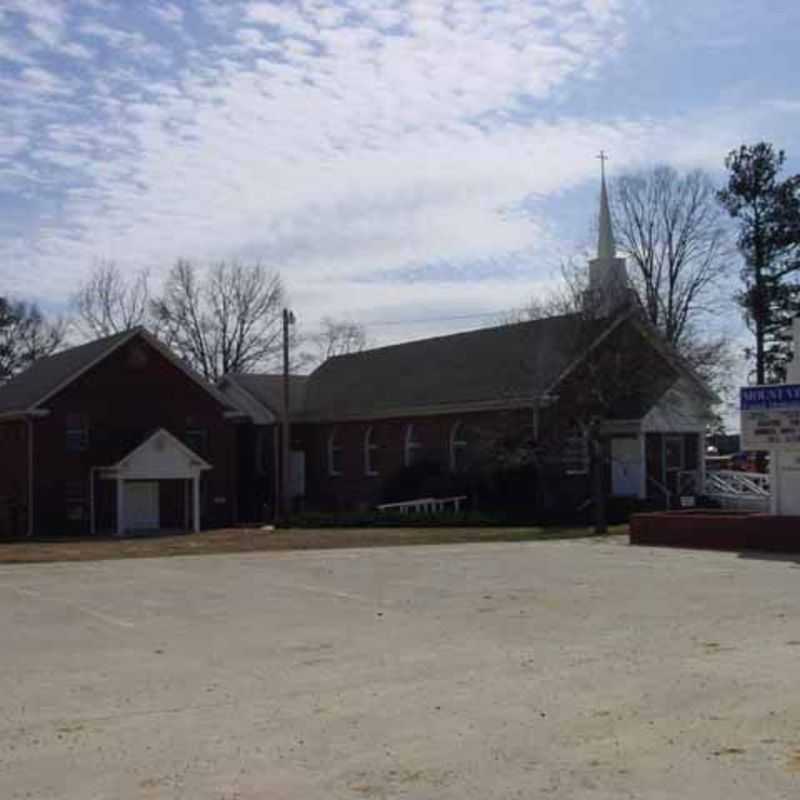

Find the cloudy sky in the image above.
[{"left": 1, "top": 0, "right": 799, "bottom": 345}]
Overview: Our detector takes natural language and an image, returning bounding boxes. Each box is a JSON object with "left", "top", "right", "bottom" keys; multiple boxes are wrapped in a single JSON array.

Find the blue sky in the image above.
[{"left": 1, "top": 0, "right": 799, "bottom": 346}]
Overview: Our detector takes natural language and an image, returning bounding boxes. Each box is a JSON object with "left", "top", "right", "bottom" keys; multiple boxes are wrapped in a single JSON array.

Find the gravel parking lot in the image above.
[{"left": 2, "top": 537, "right": 800, "bottom": 799}]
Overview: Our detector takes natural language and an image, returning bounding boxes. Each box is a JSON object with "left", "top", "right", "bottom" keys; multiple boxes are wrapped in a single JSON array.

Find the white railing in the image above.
[
  {"left": 702, "top": 469, "right": 770, "bottom": 512},
  {"left": 705, "top": 470, "right": 770, "bottom": 496},
  {"left": 377, "top": 495, "right": 467, "bottom": 514}
]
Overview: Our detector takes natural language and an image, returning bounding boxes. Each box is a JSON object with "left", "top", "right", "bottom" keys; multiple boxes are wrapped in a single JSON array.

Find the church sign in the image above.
[{"left": 741, "top": 385, "right": 800, "bottom": 450}]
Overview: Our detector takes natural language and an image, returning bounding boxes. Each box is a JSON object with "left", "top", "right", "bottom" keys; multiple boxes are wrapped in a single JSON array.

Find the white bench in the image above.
[{"left": 377, "top": 495, "right": 467, "bottom": 514}]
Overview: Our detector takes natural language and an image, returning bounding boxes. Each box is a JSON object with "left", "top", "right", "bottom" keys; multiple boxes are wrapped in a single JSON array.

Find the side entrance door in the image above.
[
  {"left": 124, "top": 482, "right": 160, "bottom": 531},
  {"left": 611, "top": 437, "right": 643, "bottom": 497}
]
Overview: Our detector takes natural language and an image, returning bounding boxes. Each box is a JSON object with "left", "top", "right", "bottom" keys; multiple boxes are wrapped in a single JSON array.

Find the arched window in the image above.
[
  {"left": 449, "top": 421, "right": 468, "bottom": 472},
  {"left": 563, "top": 425, "right": 589, "bottom": 475},
  {"left": 364, "top": 426, "right": 379, "bottom": 476},
  {"left": 404, "top": 423, "right": 421, "bottom": 467},
  {"left": 327, "top": 427, "right": 343, "bottom": 476}
]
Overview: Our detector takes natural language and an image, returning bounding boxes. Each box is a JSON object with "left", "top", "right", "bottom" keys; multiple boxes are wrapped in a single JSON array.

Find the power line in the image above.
[{"left": 362, "top": 308, "right": 508, "bottom": 328}]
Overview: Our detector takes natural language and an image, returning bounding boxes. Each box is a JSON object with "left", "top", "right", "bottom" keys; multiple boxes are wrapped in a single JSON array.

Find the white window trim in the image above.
[
  {"left": 404, "top": 423, "right": 421, "bottom": 467},
  {"left": 364, "top": 426, "right": 379, "bottom": 476},
  {"left": 327, "top": 428, "right": 342, "bottom": 477},
  {"left": 449, "top": 421, "right": 467, "bottom": 472},
  {"left": 564, "top": 428, "right": 589, "bottom": 476}
]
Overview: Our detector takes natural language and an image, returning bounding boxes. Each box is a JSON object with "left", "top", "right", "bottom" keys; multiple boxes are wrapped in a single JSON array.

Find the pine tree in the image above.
[{"left": 718, "top": 142, "right": 800, "bottom": 384}]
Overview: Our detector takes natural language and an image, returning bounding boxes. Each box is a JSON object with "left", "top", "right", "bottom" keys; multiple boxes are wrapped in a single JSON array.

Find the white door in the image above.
[
  {"left": 611, "top": 437, "right": 643, "bottom": 497},
  {"left": 124, "top": 482, "right": 160, "bottom": 531},
  {"left": 290, "top": 451, "right": 306, "bottom": 498},
  {"left": 777, "top": 451, "right": 800, "bottom": 514}
]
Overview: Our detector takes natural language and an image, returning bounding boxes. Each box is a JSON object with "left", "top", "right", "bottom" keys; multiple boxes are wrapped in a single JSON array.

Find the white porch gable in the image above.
[
  {"left": 641, "top": 377, "right": 713, "bottom": 433},
  {"left": 109, "top": 428, "right": 211, "bottom": 480},
  {"left": 97, "top": 429, "right": 211, "bottom": 535}
]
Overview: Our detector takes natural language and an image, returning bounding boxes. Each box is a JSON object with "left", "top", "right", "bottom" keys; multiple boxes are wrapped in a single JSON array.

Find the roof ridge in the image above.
[
  {"left": 319, "top": 312, "right": 579, "bottom": 366},
  {"left": 34, "top": 326, "right": 135, "bottom": 362}
]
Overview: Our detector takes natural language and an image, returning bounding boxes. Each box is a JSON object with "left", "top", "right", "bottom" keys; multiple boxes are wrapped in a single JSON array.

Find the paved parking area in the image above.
[{"left": 2, "top": 538, "right": 800, "bottom": 799}]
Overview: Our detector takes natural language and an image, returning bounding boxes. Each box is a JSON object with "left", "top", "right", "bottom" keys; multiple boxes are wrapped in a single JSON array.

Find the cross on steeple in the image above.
[{"left": 597, "top": 150, "right": 609, "bottom": 181}]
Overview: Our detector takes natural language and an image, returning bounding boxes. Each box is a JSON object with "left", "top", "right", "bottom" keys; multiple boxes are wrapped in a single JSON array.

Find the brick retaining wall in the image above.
[{"left": 630, "top": 510, "right": 800, "bottom": 552}]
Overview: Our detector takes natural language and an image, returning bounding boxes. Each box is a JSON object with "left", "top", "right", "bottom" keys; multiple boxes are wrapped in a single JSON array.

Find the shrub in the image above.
[{"left": 287, "top": 509, "right": 517, "bottom": 528}]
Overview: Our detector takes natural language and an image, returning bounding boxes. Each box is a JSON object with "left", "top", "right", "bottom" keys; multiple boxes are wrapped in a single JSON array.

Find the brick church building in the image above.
[{"left": 0, "top": 175, "right": 715, "bottom": 537}]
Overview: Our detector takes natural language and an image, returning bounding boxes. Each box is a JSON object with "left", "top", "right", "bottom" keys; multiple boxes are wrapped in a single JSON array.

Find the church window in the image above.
[
  {"left": 450, "top": 421, "right": 468, "bottom": 472},
  {"left": 364, "top": 426, "right": 379, "bottom": 476},
  {"left": 328, "top": 427, "right": 343, "bottom": 476},
  {"left": 404, "top": 423, "right": 421, "bottom": 467}
]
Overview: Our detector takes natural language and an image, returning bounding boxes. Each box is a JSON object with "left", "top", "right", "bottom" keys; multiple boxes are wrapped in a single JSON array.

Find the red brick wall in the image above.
[
  {"left": 30, "top": 335, "right": 239, "bottom": 535},
  {"left": 298, "top": 408, "right": 532, "bottom": 511},
  {"left": 0, "top": 420, "right": 29, "bottom": 538}
]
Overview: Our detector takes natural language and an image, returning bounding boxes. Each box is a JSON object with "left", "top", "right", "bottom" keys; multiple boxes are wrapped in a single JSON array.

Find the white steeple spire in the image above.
[
  {"left": 597, "top": 150, "right": 615, "bottom": 260},
  {"left": 586, "top": 150, "right": 629, "bottom": 316}
]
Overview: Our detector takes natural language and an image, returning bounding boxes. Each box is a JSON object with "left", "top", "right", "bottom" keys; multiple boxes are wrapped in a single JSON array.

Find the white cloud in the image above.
[
  {"left": 10, "top": 66, "right": 73, "bottom": 97},
  {"left": 79, "top": 20, "right": 169, "bottom": 62},
  {"left": 3, "top": 0, "right": 69, "bottom": 47},
  {"left": 0, "top": 0, "right": 794, "bottom": 346},
  {"left": 151, "top": 2, "right": 184, "bottom": 26},
  {"left": 58, "top": 40, "right": 94, "bottom": 60},
  {"left": 0, "top": 34, "right": 34, "bottom": 64},
  {"left": 235, "top": 28, "right": 270, "bottom": 50},
  {"left": 766, "top": 98, "right": 800, "bottom": 114},
  {"left": 244, "top": 3, "right": 319, "bottom": 39}
]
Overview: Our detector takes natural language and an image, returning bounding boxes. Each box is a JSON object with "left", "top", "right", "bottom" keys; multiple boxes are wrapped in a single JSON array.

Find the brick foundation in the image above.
[{"left": 630, "top": 510, "right": 800, "bottom": 552}]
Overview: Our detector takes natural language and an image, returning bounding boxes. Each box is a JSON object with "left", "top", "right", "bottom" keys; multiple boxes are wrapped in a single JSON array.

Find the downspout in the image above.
[
  {"left": 272, "top": 425, "right": 280, "bottom": 523},
  {"left": 25, "top": 416, "right": 34, "bottom": 538},
  {"left": 89, "top": 466, "right": 99, "bottom": 536}
]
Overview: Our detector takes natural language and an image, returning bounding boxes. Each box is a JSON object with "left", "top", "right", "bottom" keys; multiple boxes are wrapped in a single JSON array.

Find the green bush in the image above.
[{"left": 287, "top": 509, "right": 518, "bottom": 528}]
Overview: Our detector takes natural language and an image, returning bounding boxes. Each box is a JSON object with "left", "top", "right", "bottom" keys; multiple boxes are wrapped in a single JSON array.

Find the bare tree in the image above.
[
  {"left": 0, "top": 297, "right": 66, "bottom": 381},
  {"left": 509, "top": 169, "right": 734, "bottom": 397},
  {"left": 152, "top": 260, "right": 285, "bottom": 381},
  {"left": 306, "top": 316, "right": 369, "bottom": 366},
  {"left": 611, "top": 165, "right": 731, "bottom": 346},
  {"left": 500, "top": 261, "right": 586, "bottom": 325},
  {"left": 493, "top": 285, "right": 715, "bottom": 531},
  {"left": 72, "top": 261, "right": 152, "bottom": 338}
]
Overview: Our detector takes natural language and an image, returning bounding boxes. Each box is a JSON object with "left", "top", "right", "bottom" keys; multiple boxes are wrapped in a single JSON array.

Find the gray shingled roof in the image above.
[
  {"left": 300, "top": 314, "right": 598, "bottom": 420},
  {"left": 0, "top": 327, "right": 238, "bottom": 416},
  {"left": 226, "top": 373, "right": 309, "bottom": 416},
  {"left": 0, "top": 328, "right": 134, "bottom": 415}
]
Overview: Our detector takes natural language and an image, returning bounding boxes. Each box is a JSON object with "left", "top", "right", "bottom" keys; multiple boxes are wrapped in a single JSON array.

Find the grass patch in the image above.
[
  {"left": 288, "top": 510, "right": 530, "bottom": 528},
  {"left": 0, "top": 524, "right": 626, "bottom": 564}
]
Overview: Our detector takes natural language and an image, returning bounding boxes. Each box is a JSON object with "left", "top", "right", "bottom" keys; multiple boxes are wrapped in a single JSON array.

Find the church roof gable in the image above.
[
  {"left": 299, "top": 313, "right": 614, "bottom": 420},
  {"left": 0, "top": 327, "right": 235, "bottom": 416}
]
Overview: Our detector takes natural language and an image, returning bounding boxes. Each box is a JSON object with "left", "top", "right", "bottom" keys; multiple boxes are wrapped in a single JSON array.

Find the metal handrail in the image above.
[{"left": 705, "top": 470, "right": 770, "bottom": 498}]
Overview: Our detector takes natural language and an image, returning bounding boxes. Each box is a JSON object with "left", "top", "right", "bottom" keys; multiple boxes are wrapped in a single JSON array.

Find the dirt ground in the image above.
[
  {"left": 0, "top": 524, "right": 618, "bottom": 563},
  {"left": 2, "top": 538, "right": 800, "bottom": 798}
]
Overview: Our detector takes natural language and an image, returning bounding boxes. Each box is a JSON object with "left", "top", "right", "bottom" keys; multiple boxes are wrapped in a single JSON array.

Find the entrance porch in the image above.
[{"left": 91, "top": 429, "right": 211, "bottom": 536}]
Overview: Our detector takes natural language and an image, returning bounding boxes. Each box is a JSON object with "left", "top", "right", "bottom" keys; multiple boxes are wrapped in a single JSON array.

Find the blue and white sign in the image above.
[
  {"left": 741, "top": 385, "right": 800, "bottom": 410},
  {"left": 741, "top": 384, "right": 800, "bottom": 450}
]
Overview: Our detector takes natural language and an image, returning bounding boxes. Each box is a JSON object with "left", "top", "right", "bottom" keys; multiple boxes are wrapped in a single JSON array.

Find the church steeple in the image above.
[
  {"left": 586, "top": 151, "right": 629, "bottom": 316},
  {"left": 597, "top": 151, "right": 615, "bottom": 260}
]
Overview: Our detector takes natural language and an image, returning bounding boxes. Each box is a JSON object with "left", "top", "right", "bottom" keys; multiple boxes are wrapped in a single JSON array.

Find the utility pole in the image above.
[{"left": 281, "top": 308, "right": 295, "bottom": 525}]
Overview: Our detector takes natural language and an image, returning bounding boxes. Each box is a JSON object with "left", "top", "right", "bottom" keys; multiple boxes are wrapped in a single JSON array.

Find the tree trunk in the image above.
[
  {"left": 753, "top": 238, "right": 768, "bottom": 474},
  {"left": 591, "top": 436, "right": 607, "bottom": 534},
  {"left": 753, "top": 219, "right": 767, "bottom": 386}
]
